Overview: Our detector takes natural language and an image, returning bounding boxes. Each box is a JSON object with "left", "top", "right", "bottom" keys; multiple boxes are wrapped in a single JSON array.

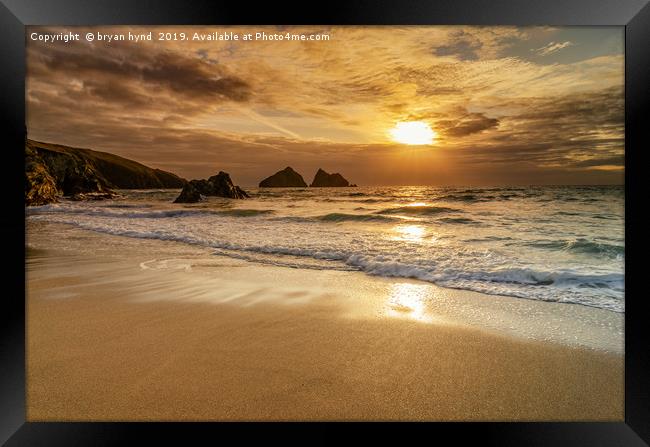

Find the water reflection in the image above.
[
  {"left": 393, "top": 224, "right": 427, "bottom": 242},
  {"left": 385, "top": 282, "right": 432, "bottom": 322}
]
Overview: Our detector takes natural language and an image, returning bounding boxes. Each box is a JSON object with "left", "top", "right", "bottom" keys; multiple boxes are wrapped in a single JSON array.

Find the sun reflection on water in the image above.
[
  {"left": 392, "top": 224, "right": 431, "bottom": 243},
  {"left": 385, "top": 282, "right": 432, "bottom": 323}
]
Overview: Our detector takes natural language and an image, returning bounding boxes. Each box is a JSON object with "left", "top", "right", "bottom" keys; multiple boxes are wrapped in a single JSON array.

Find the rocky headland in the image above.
[{"left": 25, "top": 139, "right": 185, "bottom": 206}]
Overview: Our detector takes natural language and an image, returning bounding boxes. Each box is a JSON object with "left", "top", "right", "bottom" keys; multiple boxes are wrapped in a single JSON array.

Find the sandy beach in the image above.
[
  {"left": 26, "top": 221, "right": 624, "bottom": 421},
  {"left": 24, "top": 22, "right": 627, "bottom": 423}
]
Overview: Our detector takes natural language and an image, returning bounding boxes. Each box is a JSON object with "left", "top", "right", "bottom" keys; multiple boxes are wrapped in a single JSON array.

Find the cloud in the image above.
[
  {"left": 533, "top": 41, "right": 574, "bottom": 56},
  {"left": 28, "top": 37, "right": 252, "bottom": 103},
  {"left": 570, "top": 156, "right": 624, "bottom": 168},
  {"left": 434, "top": 30, "right": 483, "bottom": 61},
  {"left": 450, "top": 87, "right": 624, "bottom": 172},
  {"left": 25, "top": 25, "right": 624, "bottom": 185},
  {"left": 436, "top": 111, "right": 500, "bottom": 137}
]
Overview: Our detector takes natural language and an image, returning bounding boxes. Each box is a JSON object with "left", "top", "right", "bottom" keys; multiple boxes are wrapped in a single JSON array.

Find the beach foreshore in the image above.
[{"left": 26, "top": 221, "right": 624, "bottom": 421}]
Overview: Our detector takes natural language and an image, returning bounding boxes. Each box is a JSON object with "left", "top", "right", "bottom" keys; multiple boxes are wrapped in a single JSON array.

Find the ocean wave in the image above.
[
  {"left": 103, "top": 203, "right": 154, "bottom": 209},
  {"left": 316, "top": 213, "right": 396, "bottom": 223},
  {"left": 269, "top": 213, "right": 397, "bottom": 223},
  {"left": 27, "top": 205, "right": 210, "bottom": 219},
  {"left": 436, "top": 194, "right": 487, "bottom": 203},
  {"left": 516, "top": 239, "right": 624, "bottom": 259},
  {"left": 216, "top": 209, "right": 275, "bottom": 217},
  {"left": 459, "top": 188, "right": 490, "bottom": 194},
  {"left": 377, "top": 205, "right": 458, "bottom": 216},
  {"left": 437, "top": 217, "right": 478, "bottom": 225},
  {"left": 497, "top": 193, "right": 519, "bottom": 200},
  {"left": 26, "top": 204, "right": 274, "bottom": 219},
  {"left": 592, "top": 214, "right": 619, "bottom": 220},
  {"left": 461, "top": 267, "right": 623, "bottom": 289},
  {"left": 464, "top": 236, "right": 513, "bottom": 242},
  {"left": 554, "top": 211, "right": 583, "bottom": 216},
  {"left": 564, "top": 239, "right": 624, "bottom": 257},
  {"left": 358, "top": 198, "right": 390, "bottom": 203},
  {"left": 341, "top": 255, "right": 623, "bottom": 310},
  {"left": 123, "top": 189, "right": 179, "bottom": 194}
]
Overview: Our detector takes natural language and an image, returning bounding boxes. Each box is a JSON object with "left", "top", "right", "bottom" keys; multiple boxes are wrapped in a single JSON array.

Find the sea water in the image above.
[{"left": 27, "top": 185, "right": 624, "bottom": 312}]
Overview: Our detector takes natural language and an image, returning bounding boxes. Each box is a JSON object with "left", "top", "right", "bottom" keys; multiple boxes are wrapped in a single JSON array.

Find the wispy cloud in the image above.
[{"left": 532, "top": 41, "right": 574, "bottom": 56}]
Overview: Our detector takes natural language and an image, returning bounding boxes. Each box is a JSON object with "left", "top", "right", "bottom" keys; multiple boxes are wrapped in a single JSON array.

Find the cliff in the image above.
[{"left": 25, "top": 139, "right": 185, "bottom": 206}]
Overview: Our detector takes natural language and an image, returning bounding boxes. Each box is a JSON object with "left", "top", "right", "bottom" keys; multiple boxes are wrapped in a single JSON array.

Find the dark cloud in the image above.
[
  {"left": 465, "top": 87, "right": 623, "bottom": 164},
  {"left": 81, "top": 79, "right": 153, "bottom": 108},
  {"left": 140, "top": 52, "right": 250, "bottom": 101},
  {"left": 434, "top": 30, "right": 483, "bottom": 61},
  {"left": 567, "top": 156, "right": 624, "bottom": 168},
  {"left": 28, "top": 40, "right": 251, "bottom": 103},
  {"left": 438, "top": 112, "right": 500, "bottom": 137},
  {"left": 511, "top": 88, "right": 623, "bottom": 127}
]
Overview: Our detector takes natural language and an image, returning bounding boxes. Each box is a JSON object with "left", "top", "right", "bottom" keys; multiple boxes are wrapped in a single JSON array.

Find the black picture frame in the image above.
[{"left": 1, "top": 0, "right": 648, "bottom": 445}]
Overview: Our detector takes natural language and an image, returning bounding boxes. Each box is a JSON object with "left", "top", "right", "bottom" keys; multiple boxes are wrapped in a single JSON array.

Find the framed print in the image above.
[{"left": 1, "top": 0, "right": 649, "bottom": 445}]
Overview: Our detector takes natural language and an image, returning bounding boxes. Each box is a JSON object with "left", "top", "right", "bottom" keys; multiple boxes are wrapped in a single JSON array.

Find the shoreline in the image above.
[
  {"left": 26, "top": 221, "right": 624, "bottom": 354},
  {"left": 26, "top": 221, "right": 624, "bottom": 420}
]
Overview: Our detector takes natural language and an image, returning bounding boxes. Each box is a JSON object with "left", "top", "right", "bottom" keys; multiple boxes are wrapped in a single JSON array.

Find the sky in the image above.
[{"left": 26, "top": 26, "right": 624, "bottom": 186}]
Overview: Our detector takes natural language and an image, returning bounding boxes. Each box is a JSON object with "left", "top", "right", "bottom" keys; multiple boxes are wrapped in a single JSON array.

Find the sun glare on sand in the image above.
[{"left": 389, "top": 121, "right": 437, "bottom": 145}]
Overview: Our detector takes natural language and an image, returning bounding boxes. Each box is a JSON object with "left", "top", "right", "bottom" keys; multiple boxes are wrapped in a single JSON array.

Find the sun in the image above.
[{"left": 389, "top": 121, "right": 437, "bottom": 145}]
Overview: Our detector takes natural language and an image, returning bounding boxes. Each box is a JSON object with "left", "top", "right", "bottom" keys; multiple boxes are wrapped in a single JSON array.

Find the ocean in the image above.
[{"left": 26, "top": 185, "right": 624, "bottom": 312}]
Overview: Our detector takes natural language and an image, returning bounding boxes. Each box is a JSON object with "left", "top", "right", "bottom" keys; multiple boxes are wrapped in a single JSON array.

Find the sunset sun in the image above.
[{"left": 389, "top": 121, "right": 437, "bottom": 145}]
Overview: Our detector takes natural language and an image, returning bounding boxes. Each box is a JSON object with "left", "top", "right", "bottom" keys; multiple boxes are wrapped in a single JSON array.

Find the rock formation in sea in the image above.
[
  {"left": 174, "top": 172, "right": 249, "bottom": 203},
  {"left": 309, "top": 168, "right": 352, "bottom": 187},
  {"left": 25, "top": 139, "right": 186, "bottom": 206},
  {"left": 173, "top": 182, "right": 202, "bottom": 203},
  {"left": 259, "top": 166, "right": 308, "bottom": 187}
]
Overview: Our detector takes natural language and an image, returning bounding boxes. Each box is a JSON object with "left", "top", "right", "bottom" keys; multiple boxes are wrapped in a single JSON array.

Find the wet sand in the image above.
[{"left": 26, "top": 222, "right": 624, "bottom": 421}]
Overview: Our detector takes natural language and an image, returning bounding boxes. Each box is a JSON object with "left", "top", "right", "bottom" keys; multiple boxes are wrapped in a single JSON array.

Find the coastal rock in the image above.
[
  {"left": 309, "top": 168, "right": 351, "bottom": 187},
  {"left": 25, "top": 139, "right": 186, "bottom": 206},
  {"left": 174, "top": 171, "right": 249, "bottom": 203},
  {"left": 259, "top": 167, "right": 307, "bottom": 187},
  {"left": 173, "top": 182, "right": 202, "bottom": 203},
  {"left": 25, "top": 148, "right": 59, "bottom": 206}
]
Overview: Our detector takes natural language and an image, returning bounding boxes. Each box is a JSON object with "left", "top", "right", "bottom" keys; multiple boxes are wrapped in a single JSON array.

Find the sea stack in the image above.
[
  {"left": 259, "top": 167, "right": 308, "bottom": 187},
  {"left": 174, "top": 171, "right": 249, "bottom": 203},
  {"left": 309, "top": 168, "right": 351, "bottom": 187}
]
